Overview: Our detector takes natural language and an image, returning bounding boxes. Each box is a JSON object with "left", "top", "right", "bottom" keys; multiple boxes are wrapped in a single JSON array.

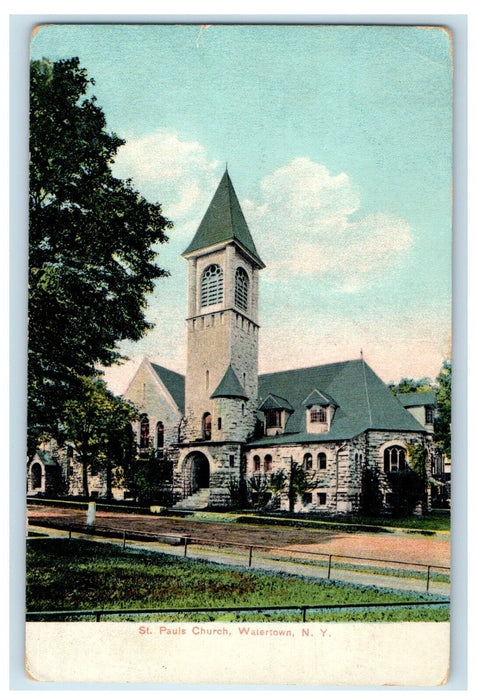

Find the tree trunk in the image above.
[{"left": 82, "top": 461, "right": 90, "bottom": 499}]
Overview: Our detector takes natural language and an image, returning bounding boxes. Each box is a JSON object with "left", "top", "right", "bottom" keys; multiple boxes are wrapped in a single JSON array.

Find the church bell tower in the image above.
[{"left": 175, "top": 169, "right": 265, "bottom": 508}]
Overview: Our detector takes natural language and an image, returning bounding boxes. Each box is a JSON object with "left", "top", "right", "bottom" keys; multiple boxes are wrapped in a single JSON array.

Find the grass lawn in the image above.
[
  {"left": 231, "top": 512, "right": 450, "bottom": 533},
  {"left": 26, "top": 538, "right": 449, "bottom": 623}
]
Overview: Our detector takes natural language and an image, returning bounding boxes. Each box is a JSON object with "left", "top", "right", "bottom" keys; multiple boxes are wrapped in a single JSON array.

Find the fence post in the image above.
[
  {"left": 184, "top": 536, "right": 189, "bottom": 558},
  {"left": 96, "top": 611, "right": 101, "bottom": 622},
  {"left": 248, "top": 546, "right": 253, "bottom": 568},
  {"left": 68, "top": 530, "right": 72, "bottom": 541},
  {"left": 302, "top": 606, "right": 307, "bottom": 622},
  {"left": 426, "top": 565, "right": 431, "bottom": 592},
  {"left": 122, "top": 531, "right": 126, "bottom": 550},
  {"left": 327, "top": 555, "right": 332, "bottom": 579}
]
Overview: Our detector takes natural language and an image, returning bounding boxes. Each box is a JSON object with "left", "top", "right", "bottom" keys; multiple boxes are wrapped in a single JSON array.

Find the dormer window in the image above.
[
  {"left": 259, "top": 393, "right": 294, "bottom": 436},
  {"left": 306, "top": 404, "right": 330, "bottom": 433},
  {"left": 310, "top": 407, "right": 327, "bottom": 423},
  {"left": 425, "top": 406, "right": 434, "bottom": 424},
  {"left": 303, "top": 389, "right": 338, "bottom": 434},
  {"left": 266, "top": 409, "right": 282, "bottom": 430}
]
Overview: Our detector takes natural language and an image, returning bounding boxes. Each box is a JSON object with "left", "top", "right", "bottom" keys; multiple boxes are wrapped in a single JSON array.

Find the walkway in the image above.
[{"left": 28, "top": 525, "right": 450, "bottom": 597}]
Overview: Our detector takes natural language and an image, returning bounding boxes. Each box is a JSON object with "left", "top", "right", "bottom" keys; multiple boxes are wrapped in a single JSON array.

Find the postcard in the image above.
[{"left": 25, "top": 22, "right": 453, "bottom": 686}]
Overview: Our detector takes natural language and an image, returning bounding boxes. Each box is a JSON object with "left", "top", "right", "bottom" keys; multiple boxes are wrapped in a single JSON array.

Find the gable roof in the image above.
[
  {"left": 36, "top": 450, "right": 59, "bottom": 467},
  {"left": 249, "top": 359, "right": 425, "bottom": 446},
  {"left": 258, "top": 393, "right": 294, "bottom": 412},
  {"left": 150, "top": 363, "right": 185, "bottom": 413},
  {"left": 397, "top": 391, "right": 437, "bottom": 407},
  {"left": 182, "top": 170, "right": 265, "bottom": 267},
  {"left": 210, "top": 364, "right": 248, "bottom": 400},
  {"left": 302, "top": 388, "right": 338, "bottom": 408}
]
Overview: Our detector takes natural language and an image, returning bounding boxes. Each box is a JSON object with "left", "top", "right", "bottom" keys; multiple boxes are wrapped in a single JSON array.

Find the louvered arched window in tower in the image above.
[
  {"left": 235, "top": 267, "right": 249, "bottom": 311},
  {"left": 201, "top": 264, "right": 223, "bottom": 307}
]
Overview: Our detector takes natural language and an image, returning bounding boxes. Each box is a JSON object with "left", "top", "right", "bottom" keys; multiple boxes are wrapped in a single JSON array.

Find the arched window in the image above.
[
  {"left": 140, "top": 415, "right": 150, "bottom": 449},
  {"left": 264, "top": 454, "right": 272, "bottom": 472},
  {"left": 156, "top": 421, "right": 164, "bottom": 449},
  {"left": 235, "top": 267, "right": 249, "bottom": 311},
  {"left": 383, "top": 445, "right": 406, "bottom": 472},
  {"left": 304, "top": 453, "right": 313, "bottom": 470},
  {"left": 202, "top": 412, "right": 212, "bottom": 440},
  {"left": 318, "top": 452, "right": 327, "bottom": 470},
  {"left": 253, "top": 455, "right": 260, "bottom": 472},
  {"left": 201, "top": 264, "right": 223, "bottom": 307}
]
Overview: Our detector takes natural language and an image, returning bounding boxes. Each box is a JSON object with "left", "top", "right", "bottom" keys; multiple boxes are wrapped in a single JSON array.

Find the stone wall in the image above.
[{"left": 174, "top": 442, "right": 243, "bottom": 507}]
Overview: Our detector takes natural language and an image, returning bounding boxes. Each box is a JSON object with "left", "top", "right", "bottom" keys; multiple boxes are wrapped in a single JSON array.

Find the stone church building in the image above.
[{"left": 28, "top": 170, "right": 444, "bottom": 512}]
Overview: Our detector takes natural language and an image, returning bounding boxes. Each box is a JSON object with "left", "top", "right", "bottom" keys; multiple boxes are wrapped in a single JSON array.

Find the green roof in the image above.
[
  {"left": 151, "top": 363, "right": 185, "bottom": 413},
  {"left": 182, "top": 170, "right": 264, "bottom": 267},
  {"left": 302, "top": 388, "right": 338, "bottom": 407},
  {"left": 249, "top": 359, "right": 425, "bottom": 446},
  {"left": 210, "top": 364, "right": 248, "bottom": 400},
  {"left": 36, "top": 450, "right": 59, "bottom": 467},
  {"left": 397, "top": 392, "right": 437, "bottom": 407},
  {"left": 258, "top": 393, "right": 294, "bottom": 412}
]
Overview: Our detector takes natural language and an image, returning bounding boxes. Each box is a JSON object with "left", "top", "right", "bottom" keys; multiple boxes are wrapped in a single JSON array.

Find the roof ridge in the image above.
[{"left": 259, "top": 358, "right": 362, "bottom": 379}]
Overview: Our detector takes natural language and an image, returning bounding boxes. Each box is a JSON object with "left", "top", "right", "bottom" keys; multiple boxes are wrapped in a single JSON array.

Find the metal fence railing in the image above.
[
  {"left": 26, "top": 600, "right": 450, "bottom": 623},
  {"left": 28, "top": 521, "right": 451, "bottom": 593}
]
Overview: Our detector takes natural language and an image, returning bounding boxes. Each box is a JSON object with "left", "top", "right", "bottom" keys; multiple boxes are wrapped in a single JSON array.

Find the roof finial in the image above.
[
  {"left": 360, "top": 348, "right": 363, "bottom": 360},
  {"left": 225, "top": 161, "right": 228, "bottom": 172}
]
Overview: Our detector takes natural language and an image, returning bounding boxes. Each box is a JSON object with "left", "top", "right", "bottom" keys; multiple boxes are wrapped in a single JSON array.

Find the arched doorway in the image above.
[
  {"left": 188, "top": 451, "right": 210, "bottom": 493},
  {"left": 31, "top": 462, "right": 42, "bottom": 490}
]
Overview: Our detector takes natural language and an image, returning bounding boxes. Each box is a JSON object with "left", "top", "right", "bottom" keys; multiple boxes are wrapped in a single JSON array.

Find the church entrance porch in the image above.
[{"left": 172, "top": 450, "right": 211, "bottom": 510}]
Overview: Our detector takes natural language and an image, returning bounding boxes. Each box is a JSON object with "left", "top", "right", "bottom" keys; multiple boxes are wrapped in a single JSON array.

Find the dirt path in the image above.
[{"left": 27, "top": 505, "right": 450, "bottom": 569}]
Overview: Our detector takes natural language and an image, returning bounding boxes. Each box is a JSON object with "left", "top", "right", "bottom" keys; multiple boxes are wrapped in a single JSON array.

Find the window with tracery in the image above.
[
  {"left": 201, "top": 264, "right": 223, "bottom": 307},
  {"left": 235, "top": 267, "right": 249, "bottom": 311},
  {"left": 383, "top": 445, "right": 406, "bottom": 472},
  {"left": 304, "top": 453, "right": 313, "bottom": 470}
]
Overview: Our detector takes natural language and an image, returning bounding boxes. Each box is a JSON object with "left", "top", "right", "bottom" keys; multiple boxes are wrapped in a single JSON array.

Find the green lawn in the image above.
[
  {"left": 26, "top": 538, "right": 449, "bottom": 622},
  {"left": 232, "top": 512, "right": 450, "bottom": 533}
]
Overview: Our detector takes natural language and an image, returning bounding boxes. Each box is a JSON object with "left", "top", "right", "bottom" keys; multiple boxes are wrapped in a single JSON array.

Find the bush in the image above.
[
  {"left": 361, "top": 467, "right": 383, "bottom": 516},
  {"left": 386, "top": 469, "right": 426, "bottom": 517}
]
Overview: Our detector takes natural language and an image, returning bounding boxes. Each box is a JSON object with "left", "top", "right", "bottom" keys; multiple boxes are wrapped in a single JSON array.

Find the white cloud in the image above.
[
  {"left": 243, "top": 157, "right": 412, "bottom": 291},
  {"left": 112, "top": 129, "right": 219, "bottom": 222}
]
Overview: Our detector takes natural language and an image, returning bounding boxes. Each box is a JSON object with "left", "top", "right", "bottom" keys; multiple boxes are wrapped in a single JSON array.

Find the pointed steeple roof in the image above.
[
  {"left": 210, "top": 364, "right": 249, "bottom": 400},
  {"left": 182, "top": 169, "right": 265, "bottom": 267}
]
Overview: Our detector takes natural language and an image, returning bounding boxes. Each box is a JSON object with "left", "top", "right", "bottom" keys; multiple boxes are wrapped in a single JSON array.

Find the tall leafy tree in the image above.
[
  {"left": 29, "top": 57, "right": 172, "bottom": 447},
  {"left": 388, "top": 360, "right": 452, "bottom": 459},
  {"left": 61, "top": 377, "right": 138, "bottom": 499},
  {"left": 434, "top": 359, "right": 451, "bottom": 458}
]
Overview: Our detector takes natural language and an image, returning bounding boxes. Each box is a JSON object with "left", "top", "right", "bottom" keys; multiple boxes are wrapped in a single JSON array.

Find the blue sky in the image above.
[{"left": 30, "top": 23, "right": 452, "bottom": 388}]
